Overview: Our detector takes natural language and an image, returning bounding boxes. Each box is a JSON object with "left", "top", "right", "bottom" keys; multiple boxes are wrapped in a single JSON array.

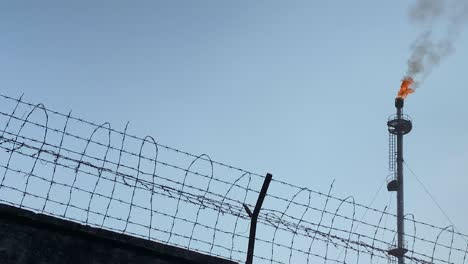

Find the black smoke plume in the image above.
[{"left": 406, "top": 0, "right": 468, "bottom": 86}]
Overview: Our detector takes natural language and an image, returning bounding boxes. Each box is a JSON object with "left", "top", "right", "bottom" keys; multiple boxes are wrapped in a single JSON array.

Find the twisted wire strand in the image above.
[
  {"left": 0, "top": 102, "right": 465, "bottom": 247},
  {"left": 0, "top": 93, "right": 466, "bottom": 264},
  {"left": 101, "top": 121, "right": 129, "bottom": 228},
  {"left": 1, "top": 95, "right": 466, "bottom": 247},
  {"left": 0, "top": 126, "right": 464, "bottom": 263},
  {"left": 3, "top": 120, "right": 463, "bottom": 260}
]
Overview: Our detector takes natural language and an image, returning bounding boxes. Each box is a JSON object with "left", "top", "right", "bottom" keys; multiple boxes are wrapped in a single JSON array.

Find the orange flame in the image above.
[{"left": 397, "top": 77, "right": 415, "bottom": 99}]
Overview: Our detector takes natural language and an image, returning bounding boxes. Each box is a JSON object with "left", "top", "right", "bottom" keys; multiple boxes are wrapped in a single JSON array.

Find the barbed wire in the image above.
[
  {"left": 1, "top": 130, "right": 464, "bottom": 263},
  {"left": 0, "top": 93, "right": 466, "bottom": 264},
  {"left": 1, "top": 109, "right": 466, "bottom": 259},
  {"left": 1, "top": 93, "right": 466, "bottom": 242}
]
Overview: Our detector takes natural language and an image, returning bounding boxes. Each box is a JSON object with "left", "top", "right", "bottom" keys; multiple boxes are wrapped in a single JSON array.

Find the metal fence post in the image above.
[{"left": 244, "top": 173, "right": 272, "bottom": 264}]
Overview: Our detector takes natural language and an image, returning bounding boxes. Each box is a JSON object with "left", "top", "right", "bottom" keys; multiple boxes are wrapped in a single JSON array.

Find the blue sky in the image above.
[{"left": 0, "top": 0, "right": 467, "bottom": 242}]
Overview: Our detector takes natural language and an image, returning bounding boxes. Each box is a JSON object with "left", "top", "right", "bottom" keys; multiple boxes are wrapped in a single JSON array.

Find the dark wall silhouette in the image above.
[{"left": 0, "top": 204, "right": 236, "bottom": 264}]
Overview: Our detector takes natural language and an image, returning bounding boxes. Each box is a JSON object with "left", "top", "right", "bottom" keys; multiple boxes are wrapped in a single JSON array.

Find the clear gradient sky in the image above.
[{"left": 0, "top": 0, "right": 467, "bottom": 236}]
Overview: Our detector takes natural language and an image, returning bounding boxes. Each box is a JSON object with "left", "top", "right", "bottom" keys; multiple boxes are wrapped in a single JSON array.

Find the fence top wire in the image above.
[
  {"left": 0, "top": 92, "right": 467, "bottom": 264},
  {"left": 1, "top": 92, "right": 466, "bottom": 238}
]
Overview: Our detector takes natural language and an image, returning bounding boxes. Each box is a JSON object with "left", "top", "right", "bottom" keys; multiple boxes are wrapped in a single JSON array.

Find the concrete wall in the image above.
[{"left": 0, "top": 204, "right": 237, "bottom": 264}]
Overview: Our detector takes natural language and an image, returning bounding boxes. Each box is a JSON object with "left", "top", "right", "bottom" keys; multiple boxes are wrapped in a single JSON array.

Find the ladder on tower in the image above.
[
  {"left": 389, "top": 133, "right": 396, "bottom": 172},
  {"left": 387, "top": 133, "right": 398, "bottom": 191}
]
